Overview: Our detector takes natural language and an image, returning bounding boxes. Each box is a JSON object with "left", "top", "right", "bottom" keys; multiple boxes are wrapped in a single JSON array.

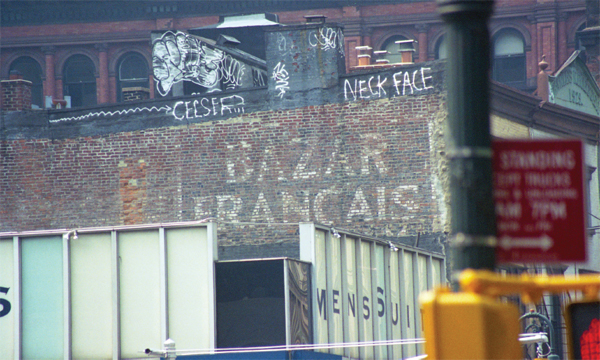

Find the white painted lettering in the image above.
[
  {"left": 368, "top": 77, "right": 377, "bottom": 97},
  {"left": 403, "top": 71, "right": 413, "bottom": 95},
  {"left": 212, "top": 97, "right": 219, "bottom": 115},
  {"left": 359, "top": 80, "right": 370, "bottom": 99},
  {"left": 251, "top": 192, "right": 274, "bottom": 222},
  {"left": 282, "top": 191, "right": 310, "bottom": 222},
  {"left": 172, "top": 101, "right": 185, "bottom": 121},
  {"left": 393, "top": 72, "right": 403, "bottom": 95},
  {"left": 377, "top": 186, "right": 386, "bottom": 218},
  {"left": 412, "top": 70, "right": 423, "bottom": 91},
  {"left": 216, "top": 194, "right": 243, "bottom": 222},
  {"left": 314, "top": 188, "right": 340, "bottom": 223},
  {"left": 200, "top": 97, "right": 211, "bottom": 116},
  {"left": 344, "top": 79, "right": 357, "bottom": 101},
  {"left": 185, "top": 100, "right": 193, "bottom": 119},
  {"left": 421, "top": 67, "right": 433, "bottom": 90},
  {"left": 346, "top": 187, "right": 373, "bottom": 221},
  {"left": 376, "top": 75, "right": 387, "bottom": 96}
]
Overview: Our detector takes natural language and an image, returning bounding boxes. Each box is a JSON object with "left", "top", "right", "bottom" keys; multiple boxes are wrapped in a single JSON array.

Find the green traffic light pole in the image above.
[
  {"left": 520, "top": 310, "right": 559, "bottom": 360},
  {"left": 436, "top": 0, "right": 497, "bottom": 278}
]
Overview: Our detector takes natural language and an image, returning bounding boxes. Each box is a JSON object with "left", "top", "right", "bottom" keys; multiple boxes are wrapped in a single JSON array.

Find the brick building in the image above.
[
  {"left": 0, "top": 0, "right": 596, "bottom": 110},
  {"left": 0, "top": 21, "right": 448, "bottom": 252},
  {"left": 1, "top": 3, "right": 599, "bottom": 358},
  {"left": 1, "top": 0, "right": 598, "bottom": 271}
]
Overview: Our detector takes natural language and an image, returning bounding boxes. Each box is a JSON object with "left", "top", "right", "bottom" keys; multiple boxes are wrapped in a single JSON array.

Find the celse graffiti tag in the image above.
[{"left": 171, "top": 95, "right": 245, "bottom": 121}]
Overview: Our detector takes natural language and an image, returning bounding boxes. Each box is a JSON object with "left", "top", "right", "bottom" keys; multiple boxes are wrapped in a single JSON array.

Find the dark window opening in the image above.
[
  {"left": 492, "top": 28, "right": 526, "bottom": 88},
  {"left": 117, "top": 53, "right": 149, "bottom": 102},
  {"left": 493, "top": 54, "right": 526, "bottom": 84},
  {"left": 381, "top": 35, "right": 414, "bottom": 64},
  {"left": 9, "top": 56, "right": 43, "bottom": 108},
  {"left": 63, "top": 54, "right": 97, "bottom": 108},
  {"left": 216, "top": 260, "right": 286, "bottom": 348},
  {"left": 435, "top": 35, "right": 447, "bottom": 60}
]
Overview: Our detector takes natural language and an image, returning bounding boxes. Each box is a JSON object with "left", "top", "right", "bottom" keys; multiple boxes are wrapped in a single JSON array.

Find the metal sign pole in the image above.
[{"left": 436, "top": 0, "right": 497, "bottom": 278}]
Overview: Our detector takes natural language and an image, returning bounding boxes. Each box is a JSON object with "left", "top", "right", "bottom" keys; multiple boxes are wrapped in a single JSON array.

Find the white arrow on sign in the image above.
[{"left": 499, "top": 234, "right": 554, "bottom": 251}]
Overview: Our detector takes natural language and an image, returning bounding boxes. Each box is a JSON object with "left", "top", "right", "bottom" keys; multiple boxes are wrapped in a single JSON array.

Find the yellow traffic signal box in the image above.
[{"left": 420, "top": 288, "right": 522, "bottom": 360}]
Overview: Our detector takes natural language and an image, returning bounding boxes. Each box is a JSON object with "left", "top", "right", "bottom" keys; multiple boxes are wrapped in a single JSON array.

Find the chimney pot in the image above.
[{"left": 304, "top": 15, "right": 326, "bottom": 23}]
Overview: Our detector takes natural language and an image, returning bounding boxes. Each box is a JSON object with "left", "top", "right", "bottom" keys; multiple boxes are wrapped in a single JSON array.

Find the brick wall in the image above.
[
  {"left": 2, "top": 1, "right": 589, "bottom": 102},
  {"left": 1, "top": 75, "right": 32, "bottom": 111},
  {"left": 122, "top": 87, "right": 150, "bottom": 102},
  {"left": 0, "top": 72, "right": 448, "bottom": 248}
]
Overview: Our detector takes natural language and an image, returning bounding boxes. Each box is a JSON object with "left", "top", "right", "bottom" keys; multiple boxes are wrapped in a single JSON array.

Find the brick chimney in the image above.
[
  {"left": 1, "top": 70, "right": 32, "bottom": 111},
  {"left": 122, "top": 87, "right": 150, "bottom": 102}
]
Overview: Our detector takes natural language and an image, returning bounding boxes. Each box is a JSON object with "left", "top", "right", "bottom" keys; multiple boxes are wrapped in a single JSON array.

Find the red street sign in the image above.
[{"left": 493, "top": 139, "right": 587, "bottom": 263}]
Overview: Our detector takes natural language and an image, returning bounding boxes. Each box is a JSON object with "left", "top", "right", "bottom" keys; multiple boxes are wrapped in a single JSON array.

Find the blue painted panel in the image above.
[{"left": 22, "top": 236, "right": 64, "bottom": 359}]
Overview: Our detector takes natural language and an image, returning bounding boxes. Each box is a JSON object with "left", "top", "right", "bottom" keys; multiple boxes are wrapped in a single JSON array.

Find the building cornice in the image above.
[
  {"left": 491, "top": 81, "right": 600, "bottom": 144},
  {"left": 0, "top": 31, "right": 152, "bottom": 49},
  {"left": 0, "top": 0, "right": 428, "bottom": 28}
]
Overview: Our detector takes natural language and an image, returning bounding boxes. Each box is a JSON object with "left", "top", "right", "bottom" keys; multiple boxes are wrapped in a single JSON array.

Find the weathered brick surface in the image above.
[
  {"left": 0, "top": 63, "right": 448, "bottom": 249},
  {"left": 122, "top": 87, "right": 150, "bottom": 102},
  {"left": 1, "top": 79, "right": 32, "bottom": 111},
  {"left": 1, "top": 1, "right": 589, "bottom": 102}
]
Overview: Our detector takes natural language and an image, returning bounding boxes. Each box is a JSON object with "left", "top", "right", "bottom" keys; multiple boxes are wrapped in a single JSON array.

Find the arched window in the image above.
[
  {"left": 575, "top": 22, "right": 587, "bottom": 51},
  {"left": 435, "top": 35, "right": 447, "bottom": 60},
  {"left": 492, "top": 28, "right": 526, "bottom": 86},
  {"left": 117, "top": 52, "right": 149, "bottom": 102},
  {"left": 9, "top": 56, "right": 43, "bottom": 108},
  {"left": 381, "top": 35, "right": 415, "bottom": 64},
  {"left": 63, "top": 54, "right": 97, "bottom": 107}
]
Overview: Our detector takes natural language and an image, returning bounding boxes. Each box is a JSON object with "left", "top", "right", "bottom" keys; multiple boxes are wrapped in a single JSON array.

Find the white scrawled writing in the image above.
[
  {"left": 171, "top": 95, "right": 245, "bottom": 121},
  {"left": 272, "top": 62, "right": 290, "bottom": 98},
  {"left": 344, "top": 67, "right": 434, "bottom": 101}
]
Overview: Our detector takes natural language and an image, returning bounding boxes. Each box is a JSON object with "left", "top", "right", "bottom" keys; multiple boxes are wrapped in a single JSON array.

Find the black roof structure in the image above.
[{"left": 0, "top": 0, "right": 427, "bottom": 27}]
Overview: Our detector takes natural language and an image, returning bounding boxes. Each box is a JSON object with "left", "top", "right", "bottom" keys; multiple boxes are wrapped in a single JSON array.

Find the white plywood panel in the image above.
[
  {"left": 403, "top": 251, "right": 416, "bottom": 358},
  {"left": 389, "top": 250, "right": 402, "bottom": 359},
  {"left": 314, "top": 229, "right": 328, "bottom": 346},
  {"left": 298, "top": 224, "right": 446, "bottom": 360},
  {"left": 327, "top": 232, "right": 344, "bottom": 355},
  {"left": 360, "top": 240, "right": 374, "bottom": 359},
  {"left": 416, "top": 255, "right": 428, "bottom": 355},
  {"left": 374, "top": 244, "right": 387, "bottom": 360},
  {"left": 0, "top": 239, "right": 14, "bottom": 359},
  {"left": 343, "top": 236, "right": 359, "bottom": 359},
  {"left": 418, "top": 255, "right": 428, "bottom": 292},
  {"left": 21, "top": 236, "right": 64, "bottom": 360},
  {"left": 70, "top": 233, "right": 113, "bottom": 359},
  {"left": 432, "top": 259, "right": 442, "bottom": 287},
  {"left": 119, "top": 230, "right": 162, "bottom": 358},
  {"left": 166, "top": 227, "right": 213, "bottom": 350}
]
